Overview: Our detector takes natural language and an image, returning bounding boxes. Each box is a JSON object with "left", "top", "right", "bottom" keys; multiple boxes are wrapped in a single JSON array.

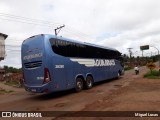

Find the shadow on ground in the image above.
[{"left": 29, "top": 77, "right": 120, "bottom": 101}]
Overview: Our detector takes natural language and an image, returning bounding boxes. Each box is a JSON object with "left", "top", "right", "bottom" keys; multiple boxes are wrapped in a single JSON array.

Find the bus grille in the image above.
[{"left": 24, "top": 61, "right": 42, "bottom": 68}]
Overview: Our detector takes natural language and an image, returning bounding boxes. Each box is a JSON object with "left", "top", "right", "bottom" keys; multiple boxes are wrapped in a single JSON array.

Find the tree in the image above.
[{"left": 3, "top": 65, "right": 22, "bottom": 73}]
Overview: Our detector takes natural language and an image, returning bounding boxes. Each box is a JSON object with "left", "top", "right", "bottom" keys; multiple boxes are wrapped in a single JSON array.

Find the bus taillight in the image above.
[{"left": 43, "top": 68, "right": 51, "bottom": 84}]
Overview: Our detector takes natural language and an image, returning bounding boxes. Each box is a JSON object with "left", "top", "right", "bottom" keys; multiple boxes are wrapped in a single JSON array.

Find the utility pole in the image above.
[
  {"left": 127, "top": 48, "right": 133, "bottom": 58},
  {"left": 127, "top": 48, "right": 133, "bottom": 66},
  {"left": 141, "top": 50, "right": 144, "bottom": 57},
  {"left": 55, "top": 25, "right": 65, "bottom": 36}
]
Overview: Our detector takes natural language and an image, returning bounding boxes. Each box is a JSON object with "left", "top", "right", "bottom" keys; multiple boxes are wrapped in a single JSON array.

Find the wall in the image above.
[{"left": 0, "top": 36, "right": 5, "bottom": 60}]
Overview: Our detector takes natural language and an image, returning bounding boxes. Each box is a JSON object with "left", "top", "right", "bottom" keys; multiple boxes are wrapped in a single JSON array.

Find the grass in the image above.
[
  {"left": 0, "top": 89, "right": 14, "bottom": 94},
  {"left": 4, "top": 80, "right": 19, "bottom": 87},
  {"left": 144, "top": 70, "right": 160, "bottom": 79},
  {"left": 124, "top": 66, "right": 133, "bottom": 71}
]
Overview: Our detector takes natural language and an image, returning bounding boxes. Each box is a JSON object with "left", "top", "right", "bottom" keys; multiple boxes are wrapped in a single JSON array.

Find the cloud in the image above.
[
  {"left": 0, "top": 2, "right": 10, "bottom": 13},
  {"left": 1, "top": 0, "right": 160, "bottom": 67}
]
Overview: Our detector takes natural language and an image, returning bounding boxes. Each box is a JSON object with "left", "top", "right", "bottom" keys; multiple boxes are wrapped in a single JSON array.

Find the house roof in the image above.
[{"left": 0, "top": 33, "right": 8, "bottom": 39}]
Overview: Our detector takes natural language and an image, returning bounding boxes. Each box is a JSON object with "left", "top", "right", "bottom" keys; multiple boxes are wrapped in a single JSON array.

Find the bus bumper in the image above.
[{"left": 24, "top": 83, "right": 51, "bottom": 93}]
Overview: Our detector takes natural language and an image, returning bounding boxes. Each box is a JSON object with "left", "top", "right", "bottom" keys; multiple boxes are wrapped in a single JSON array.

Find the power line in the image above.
[
  {"left": 0, "top": 12, "right": 60, "bottom": 26},
  {"left": 6, "top": 50, "right": 20, "bottom": 52},
  {"left": 64, "top": 29, "right": 92, "bottom": 40},
  {"left": 0, "top": 17, "right": 58, "bottom": 28},
  {"left": 6, "top": 38, "right": 23, "bottom": 41},
  {"left": 5, "top": 45, "right": 20, "bottom": 47},
  {"left": 0, "top": 12, "right": 95, "bottom": 42},
  {"left": 65, "top": 26, "right": 95, "bottom": 40},
  {"left": 0, "top": 45, "right": 20, "bottom": 47},
  {"left": 1, "top": 17, "right": 93, "bottom": 41}
]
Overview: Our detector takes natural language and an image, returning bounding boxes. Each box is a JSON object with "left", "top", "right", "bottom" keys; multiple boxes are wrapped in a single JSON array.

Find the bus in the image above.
[{"left": 21, "top": 34, "right": 124, "bottom": 93}]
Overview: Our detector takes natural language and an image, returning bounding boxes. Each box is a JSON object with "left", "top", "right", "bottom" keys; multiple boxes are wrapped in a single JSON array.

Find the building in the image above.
[
  {"left": 0, "top": 33, "right": 8, "bottom": 61},
  {"left": 0, "top": 68, "right": 5, "bottom": 81}
]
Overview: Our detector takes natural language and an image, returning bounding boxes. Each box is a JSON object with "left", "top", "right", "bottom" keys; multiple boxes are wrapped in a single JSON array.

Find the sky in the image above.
[{"left": 0, "top": 0, "right": 160, "bottom": 68}]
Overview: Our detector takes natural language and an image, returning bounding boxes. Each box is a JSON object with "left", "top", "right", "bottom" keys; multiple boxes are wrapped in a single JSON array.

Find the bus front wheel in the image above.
[
  {"left": 75, "top": 78, "right": 83, "bottom": 92},
  {"left": 85, "top": 76, "right": 93, "bottom": 89}
]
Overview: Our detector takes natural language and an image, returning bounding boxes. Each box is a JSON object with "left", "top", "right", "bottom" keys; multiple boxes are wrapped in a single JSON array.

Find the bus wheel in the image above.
[
  {"left": 85, "top": 76, "right": 93, "bottom": 89},
  {"left": 117, "top": 71, "right": 120, "bottom": 79},
  {"left": 75, "top": 78, "right": 83, "bottom": 92}
]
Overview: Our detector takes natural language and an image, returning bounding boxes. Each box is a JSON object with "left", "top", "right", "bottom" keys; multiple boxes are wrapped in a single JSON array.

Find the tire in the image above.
[
  {"left": 85, "top": 76, "right": 93, "bottom": 89},
  {"left": 75, "top": 78, "right": 83, "bottom": 92},
  {"left": 117, "top": 72, "right": 120, "bottom": 79}
]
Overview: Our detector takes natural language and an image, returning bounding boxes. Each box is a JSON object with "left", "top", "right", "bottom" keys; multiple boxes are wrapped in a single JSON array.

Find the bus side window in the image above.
[
  {"left": 53, "top": 39, "right": 59, "bottom": 54},
  {"left": 66, "top": 42, "right": 78, "bottom": 57},
  {"left": 50, "top": 38, "right": 58, "bottom": 53},
  {"left": 57, "top": 40, "right": 67, "bottom": 56}
]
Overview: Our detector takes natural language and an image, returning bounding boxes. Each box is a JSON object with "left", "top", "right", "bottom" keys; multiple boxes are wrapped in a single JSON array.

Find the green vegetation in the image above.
[
  {"left": 124, "top": 66, "right": 133, "bottom": 71},
  {"left": 122, "top": 54, "right": 160, "bottom": 69},
  {"left": 144, "top": 70, "right": 160, "bottom": 79},
  {"left": 146, "top": 62, "right": 156, "bottom": 71},
  {"left": 0, "top": 89, "right": 14, "bottom": 94},
  {"left": 3, "top": 65, "right": 22, "bottom": 73},
  {"left": 4, "top": 80, "right": 19, "bottom": 87},
  {"left": 144, "top": 62, "right": 160, "bottom": 79}
]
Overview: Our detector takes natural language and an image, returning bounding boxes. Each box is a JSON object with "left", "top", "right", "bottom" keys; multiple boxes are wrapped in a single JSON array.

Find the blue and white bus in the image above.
[{"left": 21, "top": 34, "right": 124, "bottom": 93}]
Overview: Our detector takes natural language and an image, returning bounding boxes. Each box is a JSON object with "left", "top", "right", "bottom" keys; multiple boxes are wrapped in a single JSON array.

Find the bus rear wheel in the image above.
[
  {"left": 85, "top": 76, "right": 93, "bottom": 89},
  {"left": 75, "top": 78, "right": 83, "bottom": 92},
  {"left": 117, "top": 71, "right": 121, "bottom": 79}
]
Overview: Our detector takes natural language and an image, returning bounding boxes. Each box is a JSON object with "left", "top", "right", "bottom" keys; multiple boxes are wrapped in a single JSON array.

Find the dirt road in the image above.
[{"left": 0, "top": 66, "right": 160, "bottom": 120}]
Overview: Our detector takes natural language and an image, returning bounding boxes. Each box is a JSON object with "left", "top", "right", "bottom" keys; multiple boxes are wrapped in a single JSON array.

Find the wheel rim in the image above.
[
  {"left": 118, "top": 72, "right": 120, "bottom": 78},
  {"left": 86, "top": 76, "right": 93, "bottom": 88},
  {"left": 87, "top": 79, "right": 92, "bottom": 87},
  {"left": 77, "top": 79, "right": 82, "bottom": 90}
]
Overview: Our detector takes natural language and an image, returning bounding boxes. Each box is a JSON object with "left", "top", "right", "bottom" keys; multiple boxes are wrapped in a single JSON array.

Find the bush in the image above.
[
  {"left": 124, "top": 66, "right": 132, "bottom": 71},
  {"left": 144, "top": 70, "right": 160, "bottom": 79},
  {"left": 4, "top": 80, "right": 19, "bottom": 86}
]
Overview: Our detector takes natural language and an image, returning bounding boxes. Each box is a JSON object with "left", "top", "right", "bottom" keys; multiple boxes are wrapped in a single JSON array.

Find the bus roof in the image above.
[{"left": 27, "top": 34, "right": 119, "bottom": 52}]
